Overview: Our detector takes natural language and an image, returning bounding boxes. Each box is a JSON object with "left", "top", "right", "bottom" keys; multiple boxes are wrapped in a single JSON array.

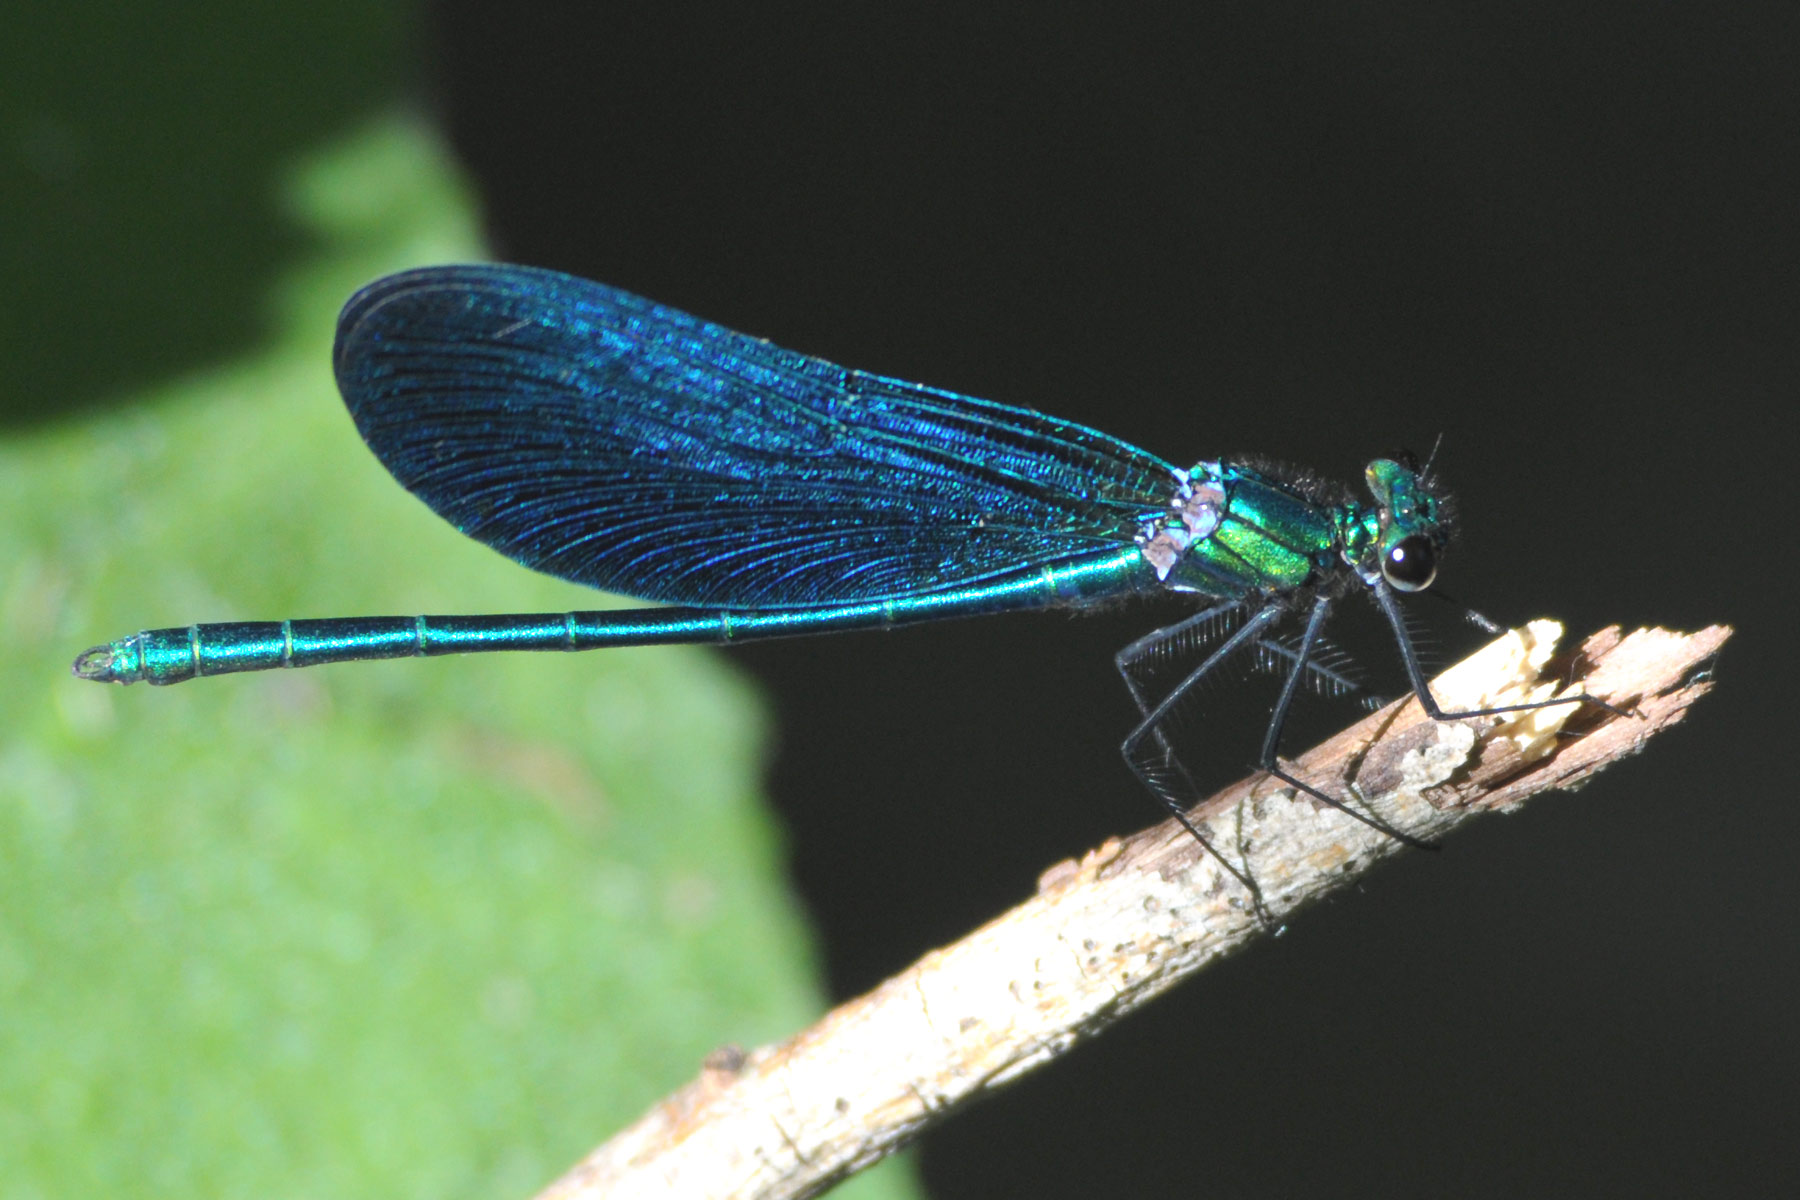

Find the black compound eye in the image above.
[{"left": 1382, "top": 534, "right": 1437, "bottom": 592}]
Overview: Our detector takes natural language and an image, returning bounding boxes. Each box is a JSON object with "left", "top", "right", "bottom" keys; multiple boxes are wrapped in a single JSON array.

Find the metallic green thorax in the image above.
[{"left": 1137, "top": 458, "right": 1447, "bottom": 601}]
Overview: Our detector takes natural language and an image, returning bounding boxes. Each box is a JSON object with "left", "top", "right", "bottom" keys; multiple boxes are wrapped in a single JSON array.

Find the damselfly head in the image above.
[{"left": 1363, "top": 458, "right": 1449, "bottom": 593}]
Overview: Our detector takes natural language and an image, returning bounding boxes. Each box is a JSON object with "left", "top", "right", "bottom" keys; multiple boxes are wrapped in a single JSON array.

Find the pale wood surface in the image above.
[{"left": 537, "top": 621, "right": 1730, "bottom": 1200}]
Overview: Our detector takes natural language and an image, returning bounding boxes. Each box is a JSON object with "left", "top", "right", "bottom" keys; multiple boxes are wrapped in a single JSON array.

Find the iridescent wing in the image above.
[{"left": 335, "top": 264, "right": 1178, "bottom": 608}]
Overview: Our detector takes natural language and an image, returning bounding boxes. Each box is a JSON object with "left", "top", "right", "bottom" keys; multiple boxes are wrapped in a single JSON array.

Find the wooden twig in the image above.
[{"left": 536, "top": 621, "right": 1729, "bottom": 1200}]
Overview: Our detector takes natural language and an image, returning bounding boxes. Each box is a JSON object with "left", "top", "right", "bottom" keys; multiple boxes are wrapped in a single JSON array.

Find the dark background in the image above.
[
  {"left": 420, "top": 5, "right": 1792, "bottom": 1197},
  {"left": 20, "top": 4, "right": 1788, "bottom": 1196},
  {"left": 409, "top": 6, "right": 1796, "bottom": 1195}
]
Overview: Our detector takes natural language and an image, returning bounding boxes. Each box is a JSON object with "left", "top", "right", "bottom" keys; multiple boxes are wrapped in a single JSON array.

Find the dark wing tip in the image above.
[{"left": 332, "top": 263, "right": 583, "bottom": 384}]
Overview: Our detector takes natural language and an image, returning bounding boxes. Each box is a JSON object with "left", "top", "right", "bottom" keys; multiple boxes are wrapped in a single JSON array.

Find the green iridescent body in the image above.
[
  {"left": 1142, "top": 457, "right": 1442, "bottom": 601},
  {"left": 77, "top": 263, "right": 1619, "bottom": 915},
  {"left": 76, "top": 456, "right": 1441, "bottom": 687}
]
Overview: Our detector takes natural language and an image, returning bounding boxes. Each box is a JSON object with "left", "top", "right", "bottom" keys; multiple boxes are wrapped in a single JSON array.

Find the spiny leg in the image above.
[
  {"left": 1117, "top": 606, "right": 1368, "bottom": 741},
  {"left": 1254, "top": 593, "right": 1437, "bottom": 850},
  {"left": 1115, "top": 601, "right": 1246, "bottom": 806},
  {"left": 1426, "top": 584, "right": 1504, "bottom": 635},
  {"left": 1371, "top": 581, "right": 1629, "bottom": 723},
  {"left": 1117, "top": 601, "right": 1286, "bottom": 906},
  {"left": 1247, "top": 635, "right": 1373, "bottom": 707}
]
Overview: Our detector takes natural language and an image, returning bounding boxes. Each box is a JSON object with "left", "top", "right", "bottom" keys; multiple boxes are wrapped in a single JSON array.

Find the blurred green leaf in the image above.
[
  {"left": 0, "top": 117, "right": 918, "bottom": 1200},
  {"left": 0, "top": 2, "right": 413, "bottom": 424}
]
